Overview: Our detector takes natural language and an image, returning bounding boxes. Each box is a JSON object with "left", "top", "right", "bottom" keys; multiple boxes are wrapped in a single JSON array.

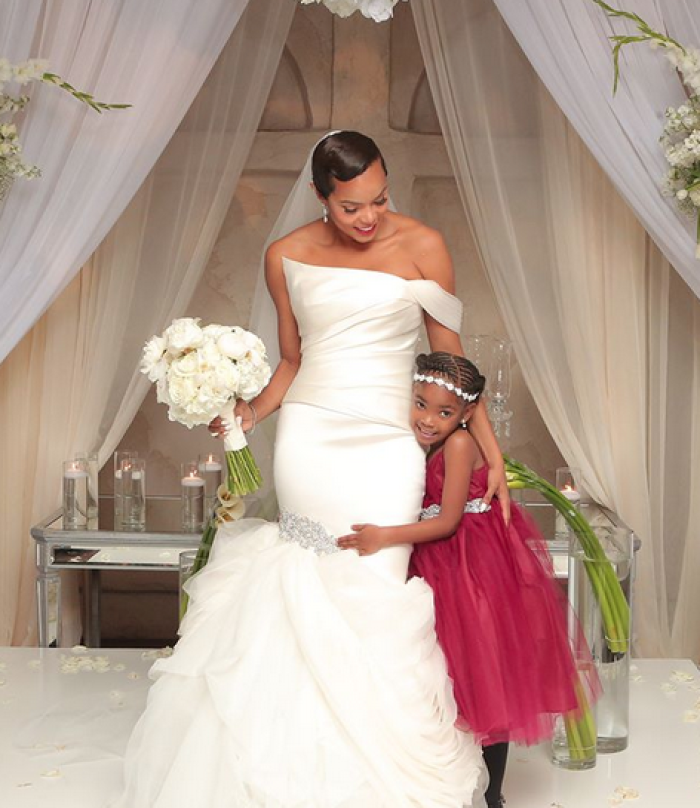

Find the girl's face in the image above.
[
  {"left": 323, "top": 159, "right": 389, "bottom": 243},
  {"left": 411, "top": 379, "right": 469, "bottom": 449}
]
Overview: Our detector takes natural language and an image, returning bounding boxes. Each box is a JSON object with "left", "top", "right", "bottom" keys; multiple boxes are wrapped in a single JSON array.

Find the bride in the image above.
[{"left": 115, "top": 131, "right": 509, "bottom": 808}]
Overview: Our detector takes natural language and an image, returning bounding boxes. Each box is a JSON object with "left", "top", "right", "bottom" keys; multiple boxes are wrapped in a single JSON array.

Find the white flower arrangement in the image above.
[
  {"left": 593, "top": 1, "right": 700, "bottom": 255},
  {"left": 0, "top": 56, "right": 129, "bottom": 198},
  {"left": 300, "top": 0, "right": 406, "bottom": 23},
  {"left": 140, "top": 317, "right": 271, "bottom": 494}
]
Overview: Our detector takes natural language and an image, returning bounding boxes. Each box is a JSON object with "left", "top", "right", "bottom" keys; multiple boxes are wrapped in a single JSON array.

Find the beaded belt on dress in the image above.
[
  {"left": 279, "top": 509, "right": 340, "bottom": 555},
  {"left": 419, "top": 499, "right": 491, "bottom": 520}
]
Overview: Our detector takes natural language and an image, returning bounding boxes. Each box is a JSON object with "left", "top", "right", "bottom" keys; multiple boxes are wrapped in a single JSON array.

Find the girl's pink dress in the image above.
[{"left": 409, "top": 453, "right": 598, "bottom": 746}]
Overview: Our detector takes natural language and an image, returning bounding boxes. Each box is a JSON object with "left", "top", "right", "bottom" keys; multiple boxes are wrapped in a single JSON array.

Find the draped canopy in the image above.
[{"left": 1, "top": 0, "right": 698, "bottom": 659}]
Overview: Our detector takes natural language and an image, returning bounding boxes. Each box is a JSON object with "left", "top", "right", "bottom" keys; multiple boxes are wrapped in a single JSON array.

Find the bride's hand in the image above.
[
  {"left": 483, "top": 464, "right": 511, "bottom": 526},
  {"left": 337, "top": 524, "right": 386, "bottom": 556},
  {"left": 208, "top": 416, "right": 227, "bottom": 439},
  {"left": 234, "top": 399, "right": 256, "bottom": 433},
  {"left": 208, "top": 400, "right": 255, "bottom": 439}
]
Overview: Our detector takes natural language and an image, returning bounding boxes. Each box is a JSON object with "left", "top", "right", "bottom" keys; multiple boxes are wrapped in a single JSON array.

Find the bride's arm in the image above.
[
  {"left": 212, "top": 245, "right": 300, "bottom": 435},
  {"left": 244, "top": 243, "right": 301, "bottom": 424},
  {"left": 417, "top": 229, "right": 511, "bottom": 523}
]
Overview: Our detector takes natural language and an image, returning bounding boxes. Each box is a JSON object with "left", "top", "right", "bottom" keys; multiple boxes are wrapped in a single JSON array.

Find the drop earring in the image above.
[{"left": 322, "top": 205, "right": 329, "bottom": 224}]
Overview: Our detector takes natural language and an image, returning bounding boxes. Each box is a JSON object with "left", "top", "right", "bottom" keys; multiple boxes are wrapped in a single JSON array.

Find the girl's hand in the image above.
[
  {"left": 337, "top": 524, "right": 388, "bottom": 556},
  {"left": 483, "top": 464, "right": 511, "bottom": 525}
]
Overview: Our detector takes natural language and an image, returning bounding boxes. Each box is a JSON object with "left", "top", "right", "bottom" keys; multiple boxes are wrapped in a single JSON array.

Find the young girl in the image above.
[{"left": 338, "top": 351, "right": 598, "bottom": 808}]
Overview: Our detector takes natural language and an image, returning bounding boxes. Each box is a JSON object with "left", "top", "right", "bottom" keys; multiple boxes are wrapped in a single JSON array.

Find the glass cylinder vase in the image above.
[
  {"left": 568, "top": 525, "right": 633, "bottom": 754},
  {"left": 114, "top": 450, "right": 138, "bottom": 528},
  {"left": 62, "top": 459, "right": 89, "bottom": 530},
  {"left": 181, "top": 462, "right": 205, "bottom": 533},
  {"left": 75, "top": 451, "right": 99, "bottom": 522},
  {"left": 198, "top": 453, "right": 223, "bottom": 518},
  {"left": 118, "top": 457, "right": 146, "bottom": 531}
]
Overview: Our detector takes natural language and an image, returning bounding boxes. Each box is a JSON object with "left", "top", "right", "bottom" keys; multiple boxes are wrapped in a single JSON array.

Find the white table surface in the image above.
[{"left": 0, "top": 649, "right": 697, "bottom": 808}]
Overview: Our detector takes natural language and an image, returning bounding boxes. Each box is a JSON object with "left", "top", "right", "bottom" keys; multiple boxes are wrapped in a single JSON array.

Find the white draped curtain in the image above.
[
  {"left": 492, "top": 0, "right": 700, "bottom": 301},
  {"left": 413, "top": 0, "right": 700, "bottom": 659},
  {"left": 0, "top": 0, "right": 294, "bottom": 646},
  {"left": 0, "top": 0, "right": 251, "bottom": 364}
]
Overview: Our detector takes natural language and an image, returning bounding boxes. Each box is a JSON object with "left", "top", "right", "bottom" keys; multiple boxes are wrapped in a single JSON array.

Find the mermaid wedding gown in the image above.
[{"left": 115, "top": 258, "right": 484, "bottom": 808}]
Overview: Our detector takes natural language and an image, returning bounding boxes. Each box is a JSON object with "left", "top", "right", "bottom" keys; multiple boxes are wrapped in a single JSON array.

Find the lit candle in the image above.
[
  {"left": 181, "top": 474, "right": 205, "bottom": 487},
  {"left": 199, "top": 454, "right": 222, "bottom": 473},
  {"left": 181, "top": 472, "right": 205, "bottom": 532},
  {"left": 63, "top": 462, "right": 88, "bottom": 479},
  {"left": 560, "top": 483, "right": 581, "bottom": 504}
]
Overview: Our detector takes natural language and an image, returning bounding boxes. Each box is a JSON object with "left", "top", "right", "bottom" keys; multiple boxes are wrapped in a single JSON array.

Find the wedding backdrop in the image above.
[{"left": 0, "top": 0, "right": 698, "bottom": 662}]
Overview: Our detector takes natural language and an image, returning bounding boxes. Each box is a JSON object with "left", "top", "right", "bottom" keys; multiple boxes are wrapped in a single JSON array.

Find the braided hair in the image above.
[{"left": 415, "top": 352, "right": 486, "bottom": 403}]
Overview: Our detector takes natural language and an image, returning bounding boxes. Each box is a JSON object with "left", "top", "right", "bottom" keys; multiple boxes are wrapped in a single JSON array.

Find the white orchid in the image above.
[
  {"left": 0, "top": 56, "right": 129, "bottom": 198},
  {"left": 594, "top": 1, "right": 700, "bottom": 255}
]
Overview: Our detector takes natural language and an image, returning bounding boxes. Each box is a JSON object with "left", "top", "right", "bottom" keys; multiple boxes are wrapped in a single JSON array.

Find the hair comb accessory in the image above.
[{"left": 413, "top": 372, "right": 480, "bottom": 402}]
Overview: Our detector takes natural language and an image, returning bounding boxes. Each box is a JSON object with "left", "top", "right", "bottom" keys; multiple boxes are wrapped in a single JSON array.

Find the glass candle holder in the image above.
[
  {"left": 114, "top": 450, "right": 138, "bottom": 528},
  {"left": 181, "top": 462, "right": 205, "bottom": 533},
  {"left": 63, "top": 459, "right": 89, "bottom": 530},
  {"left": 74, "top": 451, "right": 99, "bottom": 522},
  {"left": 118, "top": 457, "right": 146, "bottom": 531},
  {"left": 198, "top": 453, "right": 223, "bottom": 518},
  {"left": 555, "top": 466, "right": 583, "bottom": 538}
]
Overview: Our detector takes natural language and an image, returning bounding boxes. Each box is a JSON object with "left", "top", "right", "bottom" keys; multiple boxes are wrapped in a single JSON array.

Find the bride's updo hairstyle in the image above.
[
  {"left": 415, "top": 352, "right": 486, "bottom": 402},
  {"left": 312, "top": 131, "right": 388, "bottom": 199}
]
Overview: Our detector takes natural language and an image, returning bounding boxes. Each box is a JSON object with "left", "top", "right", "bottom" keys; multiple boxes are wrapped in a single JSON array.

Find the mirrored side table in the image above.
[{"left": 32, "top": 495, "right": 203, "bottom": 648}]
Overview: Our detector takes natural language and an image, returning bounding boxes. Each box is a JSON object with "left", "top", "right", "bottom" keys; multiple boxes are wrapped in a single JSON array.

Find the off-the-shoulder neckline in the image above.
[{"left": 282, "top": 255, "right": 444, "bottom": 288}]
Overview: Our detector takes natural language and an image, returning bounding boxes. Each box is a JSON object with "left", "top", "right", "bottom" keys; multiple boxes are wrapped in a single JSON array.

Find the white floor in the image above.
[{"left": 0, "top": 648, "right": 697, "bottom": 807}]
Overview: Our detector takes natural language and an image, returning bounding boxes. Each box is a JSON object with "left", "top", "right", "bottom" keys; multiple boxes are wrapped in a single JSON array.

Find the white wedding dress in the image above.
[{"left": 115, "top": 258, "right": 484, "bottom": 808}]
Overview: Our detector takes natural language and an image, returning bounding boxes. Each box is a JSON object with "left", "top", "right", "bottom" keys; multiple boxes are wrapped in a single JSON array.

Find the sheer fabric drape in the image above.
[
  {"left": 413, "top": 0, "right": 700, "bottom": 658},
  {"left": 0, "top": 0, "right": 294, "bottom": 646},
  {"left": 0, "top": 0, "right": 250, "bottom": 364},
  {"left": 493, "top": 0, "right": 700, "bottom": 301}
]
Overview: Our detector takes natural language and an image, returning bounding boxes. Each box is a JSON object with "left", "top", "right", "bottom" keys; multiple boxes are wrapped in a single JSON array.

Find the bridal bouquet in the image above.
[{"left": 140, "top": 318, "right": 271, "bottom": 495}]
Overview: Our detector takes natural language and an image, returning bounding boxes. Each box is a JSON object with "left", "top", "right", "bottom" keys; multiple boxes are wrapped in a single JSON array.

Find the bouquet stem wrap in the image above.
[{"left": 219, "top": 400, "right": 262, "bottom": 496}]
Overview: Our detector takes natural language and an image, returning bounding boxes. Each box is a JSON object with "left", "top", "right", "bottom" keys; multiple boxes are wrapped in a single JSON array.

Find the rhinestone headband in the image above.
[{"left": 413, "top": 373, "right": 480, "bottom": 402}]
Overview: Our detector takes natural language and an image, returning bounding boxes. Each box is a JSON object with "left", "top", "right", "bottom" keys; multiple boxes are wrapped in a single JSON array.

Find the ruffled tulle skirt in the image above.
[{"left": 114, "top": 518, "right": 485, "bottom": 808}]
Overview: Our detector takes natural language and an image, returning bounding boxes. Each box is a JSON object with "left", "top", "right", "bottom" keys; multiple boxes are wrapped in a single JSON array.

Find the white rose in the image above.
[
  {"left": 361, "top": 0, "right": 397, "bottom": 23},
  {"left": 164, "top": 318, "right": 204, "bottom": 353},
  {"left": 170, "top": 351, "right": 201, "bottom": 377},
  {"left": 324, "top": 0, "right": 360, "bottom": 18},
  {"left": 168, "top": 374, "right": 198, "bottom": 406},
  {"left": 202, "top": 323, "right": 230, "bottom": 341},
  {"left": 217, "top": 330, "right": 249, "bottom": 360},
  {"left": 211, "top": 358, "right": 240, "bottom": 392},
  {"left": 677, "top": 188, "right": 689, "bottom": 200},
  {"left": 140, "top": 335, "right": 168, "bottom": 382},
  {"left": 156, "top": 377, "right": 172, "bottom": 406}
]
